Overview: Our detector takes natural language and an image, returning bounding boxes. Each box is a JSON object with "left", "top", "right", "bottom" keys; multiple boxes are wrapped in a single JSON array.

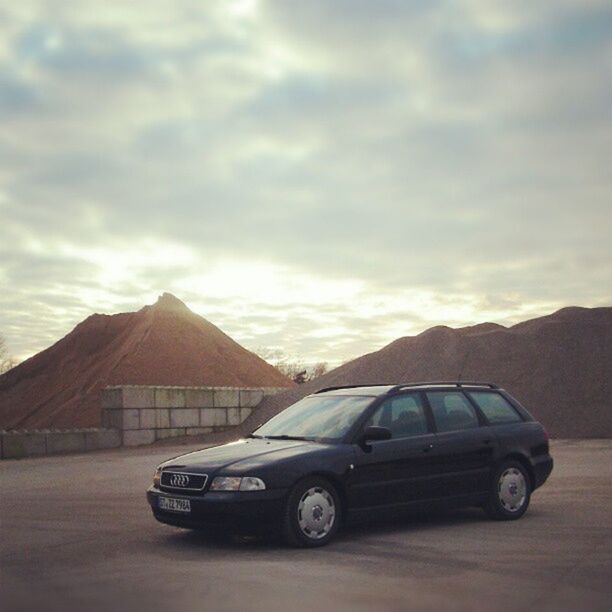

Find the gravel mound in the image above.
[
  {"left": 230, "top": 306, "right": 611, "bottom": 440},
  {"left": 0, "top": 293, "right": 292, "bottom": 429}
]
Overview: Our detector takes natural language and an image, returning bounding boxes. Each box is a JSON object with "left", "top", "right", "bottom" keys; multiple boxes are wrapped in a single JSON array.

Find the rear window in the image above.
[
  {"left": 426, "top": 391, "right": 480, "bottom": 432},
  {"left": 468, "top": 391, "right": 522, "bottom": 425}
]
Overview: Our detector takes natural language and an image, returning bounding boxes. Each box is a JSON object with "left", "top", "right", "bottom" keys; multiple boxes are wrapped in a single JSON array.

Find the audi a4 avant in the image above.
[{"left": 147, "top": 382, "right": 553, "bottom": 547}]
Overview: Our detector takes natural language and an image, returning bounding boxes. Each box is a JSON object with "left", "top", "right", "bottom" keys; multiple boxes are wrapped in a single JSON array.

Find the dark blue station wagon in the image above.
[{"left": 147, "top": 381, "right": 553, "bottom": 547}]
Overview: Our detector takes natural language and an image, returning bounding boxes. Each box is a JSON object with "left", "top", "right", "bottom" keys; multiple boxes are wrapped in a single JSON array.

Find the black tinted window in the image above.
[
  {"left": 368, "top": 394, "right": 428, "bottom": 439},
  {"left": 426, "top": 391, "right": 479, "bottom": 432},
  {"left": 468, "top": 391, "right": 522, "bottom": 425}
]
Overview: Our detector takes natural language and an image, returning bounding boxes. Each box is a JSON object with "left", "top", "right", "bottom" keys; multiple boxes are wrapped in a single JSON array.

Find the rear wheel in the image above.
[
  {"left": 282, "top": 477, "right": 341, "bottom": 547},
  {"left": 485, "top": 460, "right": 531, "bottom": 520}
]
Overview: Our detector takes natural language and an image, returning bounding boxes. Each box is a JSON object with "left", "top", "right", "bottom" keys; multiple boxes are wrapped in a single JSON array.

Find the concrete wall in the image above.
[
  {"left": 0, "top": 428, "right": 121, "bottom": 459},
  {"left": 102, "top": 385, "right": 285, "bottom": 447},
  {"left": 0, "top": 385, "right": 285, "bottom": 458}
]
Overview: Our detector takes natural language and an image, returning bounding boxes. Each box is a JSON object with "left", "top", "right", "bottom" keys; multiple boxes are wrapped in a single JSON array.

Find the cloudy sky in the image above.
[{"left": 1, "top": 0, "right": 610, "bottom": 365}]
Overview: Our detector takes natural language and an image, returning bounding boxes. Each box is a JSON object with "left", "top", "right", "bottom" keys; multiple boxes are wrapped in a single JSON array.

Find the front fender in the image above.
[{"left": 223, "top": 445, "right": 355, "bottom": 490}]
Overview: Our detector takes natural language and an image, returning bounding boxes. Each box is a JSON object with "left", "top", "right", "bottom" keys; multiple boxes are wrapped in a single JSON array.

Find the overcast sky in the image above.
[{"left": 1, "top": 0, "right": 610, "bottom": 365}]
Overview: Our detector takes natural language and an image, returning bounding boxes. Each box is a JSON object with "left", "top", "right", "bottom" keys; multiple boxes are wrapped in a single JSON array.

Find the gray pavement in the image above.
[{"left": 1, "top": 440, "right": 611, "bottom": 612}]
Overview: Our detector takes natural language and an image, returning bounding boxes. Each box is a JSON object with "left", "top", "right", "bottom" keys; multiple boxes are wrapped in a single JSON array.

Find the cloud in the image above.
[{"left": 0, "top": 0, "right": 610, "bottom": 364}]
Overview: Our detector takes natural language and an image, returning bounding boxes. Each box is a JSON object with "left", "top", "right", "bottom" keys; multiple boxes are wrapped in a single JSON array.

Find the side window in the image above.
[
  {"left": 368, "top": 394, "right": 428, "bottom": 439},
  {"left": 426, "top": 391, "right": 479, "bottom": 433},
  {"left": 468, "top": 391, "right": 522, "bottom": 425}
]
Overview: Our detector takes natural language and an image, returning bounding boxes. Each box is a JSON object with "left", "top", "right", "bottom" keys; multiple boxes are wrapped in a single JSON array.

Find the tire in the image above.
[
  {"left": 484, "top": 460, "right": 531, "bottom": 520},
  {"left": 282, "top": 477, "right": 341, "bottom": 547}
]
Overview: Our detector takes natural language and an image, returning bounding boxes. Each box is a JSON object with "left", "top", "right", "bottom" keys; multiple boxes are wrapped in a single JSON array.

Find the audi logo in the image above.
[{"left": 169, "top": 473, "right": 190, "bottom": 487}]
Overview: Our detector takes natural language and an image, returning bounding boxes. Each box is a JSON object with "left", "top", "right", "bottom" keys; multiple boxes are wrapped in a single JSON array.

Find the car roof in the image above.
[
  {"left": 314, "top": 381, "right": 499, "bottom": 397},
  {"left": 314, "top": 385, "right": 398, "bottom": 396}
]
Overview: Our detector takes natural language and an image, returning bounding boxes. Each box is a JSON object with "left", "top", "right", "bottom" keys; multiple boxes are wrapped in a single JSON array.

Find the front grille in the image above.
[{"left": 160, "top": 470, "right": 208, "bottom": 492}]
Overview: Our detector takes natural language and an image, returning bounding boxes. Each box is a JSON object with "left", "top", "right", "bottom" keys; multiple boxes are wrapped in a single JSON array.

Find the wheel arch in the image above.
[
  {"left": 299, "top": 471, "right": 349, "bottom": 521},
  {"left": 502, "top": 453, "right": 535, "bottom": 491}
]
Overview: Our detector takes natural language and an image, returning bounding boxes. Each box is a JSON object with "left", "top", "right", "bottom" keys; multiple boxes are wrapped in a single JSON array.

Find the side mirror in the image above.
[{"left": 362, "top": 426, "right": 392, "bottom": 443}]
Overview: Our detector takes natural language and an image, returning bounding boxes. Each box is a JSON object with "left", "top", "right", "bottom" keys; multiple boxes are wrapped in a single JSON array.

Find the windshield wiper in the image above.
[{"left": 264, "top": 434, "right": 311, "bottom": 441}]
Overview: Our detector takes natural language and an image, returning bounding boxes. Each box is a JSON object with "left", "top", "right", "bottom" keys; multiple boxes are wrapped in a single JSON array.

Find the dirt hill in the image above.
[
  {"left": 236, "top": 306, "right": 611, "bottom": 439},
  {"left": 0, "top": 293, "right": 292, "bottom": 429}
]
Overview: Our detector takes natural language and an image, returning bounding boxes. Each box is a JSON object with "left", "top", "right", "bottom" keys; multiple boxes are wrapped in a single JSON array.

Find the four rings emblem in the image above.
[
  {"left": 161, "top": 471, "right": 208, "bottom": 491},
  {"left": 170, "top": 473, "right": 190, "bottom": 487}
]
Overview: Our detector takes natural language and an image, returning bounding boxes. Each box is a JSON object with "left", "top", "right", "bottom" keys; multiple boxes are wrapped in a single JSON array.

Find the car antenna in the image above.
[{"left": 457, "top": 346, "right": 473, "bottom": 383}]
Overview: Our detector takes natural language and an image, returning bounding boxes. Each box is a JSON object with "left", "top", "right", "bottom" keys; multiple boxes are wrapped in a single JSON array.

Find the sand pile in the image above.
[
  {"left": 236, "top": 306, "right": 611, "bottom": 439},
  {"left": 0, "top": 293, "right": 292, "bottom": 429}
]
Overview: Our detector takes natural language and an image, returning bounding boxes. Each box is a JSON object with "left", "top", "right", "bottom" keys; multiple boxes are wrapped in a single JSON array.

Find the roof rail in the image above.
[
  {"left": 390, "top": 381, "right": 498, "bottom": 392},
  {"left": 315, "top": 381, "right": 498, "bottom": 394},
  {"left": 314, "top": 383, "right": 395, "bottom": 394}
]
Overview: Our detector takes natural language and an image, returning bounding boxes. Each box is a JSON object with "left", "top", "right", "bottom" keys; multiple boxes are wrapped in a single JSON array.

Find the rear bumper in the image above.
[
  {"left": 147, "top": 486, "right": 288, "bottom": 532},
  {"left": 532, "top": 455, "right": 553, "bottom": 489}
]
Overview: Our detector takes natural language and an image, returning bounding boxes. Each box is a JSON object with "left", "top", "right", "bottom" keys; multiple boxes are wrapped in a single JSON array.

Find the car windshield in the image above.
[{"left": 252, "top": 395, "right": 374, "bottom": 442}]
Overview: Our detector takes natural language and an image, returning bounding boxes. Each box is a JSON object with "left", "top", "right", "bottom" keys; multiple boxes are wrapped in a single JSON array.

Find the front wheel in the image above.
[
  {"left": 282, "top": 477, "right": 341, "bottom": 547},
  {"left": 484, "top": 460, "right": 531, "bottom": 520}
]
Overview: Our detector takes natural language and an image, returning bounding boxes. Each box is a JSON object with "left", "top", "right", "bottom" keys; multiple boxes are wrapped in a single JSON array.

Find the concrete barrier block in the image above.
[
  {"left": 140, "top": 409, "right": 156, "bottom": 429},
  {"left": 214, "top": 389, "right": 239, "bottom": 407},
  {"left": 185, "top": 389, "right": 214, "bottom": 408},
  {"left": 155, "top": 409, "right": 170, "bottom": 429},
  {"left": 155, "top": 388, "right": 186, "bottom": 408},
  {"left": 263, "top": 387, "right": 286, "bottom": 397},
  {"left": 240, "top": 408, "right": 253, "bottom": 423},
  {"left": 240, "top": 389, "right": 264, "bottom": 408},
  {"left": 186, "top": 427, "right": 213, "bottom": 436},
  {"left": 200, "top": 408, "right": 227, "bottom": 427},
  {"left": 2, "top": 433, "right": 47, "bottom": 459},
  {"left": 85, "top": 429, "right": 121, "bottom": 451},
  {"left": 103, "top": 409, "right": 123, "bottom": 430},
  {"left": 122, "top": 387, "right": 155, "bottom": 408},
  {"left": 102, "top": 388, "right": 123, "bottom": 409},
  {"left": 123, "top": 429, "right": 155, "bottom": 447},
  {"left": 122, "top": 409, "right": 140, "bottom": 430},
  {"left": 156, "top": 428, "right": 186, "bottom": 440},
  {"left": 46, "top": 432, "right": 86, "bottom": 455},
  {"left": 169, "top": 408, "right": 199, "bottom": 428},
  {"left": 227, "top": 407, "right": 241, "bottom": 426}
]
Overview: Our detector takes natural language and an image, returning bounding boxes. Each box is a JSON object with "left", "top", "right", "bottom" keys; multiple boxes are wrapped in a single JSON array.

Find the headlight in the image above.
[
  {"left": 153, "top": 466, "right": 162, "bottom": 488},
  {"left": 210, "top": 476, "right": 266, "bottom": 491},
  {"left": 210, "top": 476, "right": 241, "bottom": 491},
  {"left": 240, "top": 477, "right": 267, "bottom": 491}
]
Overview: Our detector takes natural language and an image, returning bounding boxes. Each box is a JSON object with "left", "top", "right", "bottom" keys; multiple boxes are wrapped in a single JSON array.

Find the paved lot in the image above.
[{"left": 1, "top": 440, "right": 611, "bottom": 612}]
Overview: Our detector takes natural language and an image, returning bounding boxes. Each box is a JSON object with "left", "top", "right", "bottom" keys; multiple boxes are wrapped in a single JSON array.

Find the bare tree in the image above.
[
  {"left": 310, "top": 362, "right": 329, "bottom": 380},
  {"left": 254, "top": 347, "right": 329, "bottom": 384},
  {"left": 0, "top": 334, "right": 17, "bottom": 374}
]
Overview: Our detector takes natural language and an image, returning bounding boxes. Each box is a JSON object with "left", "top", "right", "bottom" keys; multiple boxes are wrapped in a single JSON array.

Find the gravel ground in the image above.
[{"left": 1, "top": 439, "right": 610, "bottom": 612}]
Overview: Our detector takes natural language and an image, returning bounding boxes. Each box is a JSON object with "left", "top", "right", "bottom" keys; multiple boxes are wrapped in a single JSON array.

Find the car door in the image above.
[
  {"left": 425, "top": 390, "right": 498, "bottom": 499},
  {"left": 348, "top": 392, "right": 437, "bottom": 511}
]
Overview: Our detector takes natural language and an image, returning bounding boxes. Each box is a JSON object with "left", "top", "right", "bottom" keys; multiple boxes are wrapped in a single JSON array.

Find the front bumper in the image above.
[{"left": 147, "top": 486, "right": 289, "bottom": 532}]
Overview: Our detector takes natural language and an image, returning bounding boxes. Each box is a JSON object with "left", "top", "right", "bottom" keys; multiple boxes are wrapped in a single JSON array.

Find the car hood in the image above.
[{"left": 161, "top": 438, "right": 331, "bottom": 473}]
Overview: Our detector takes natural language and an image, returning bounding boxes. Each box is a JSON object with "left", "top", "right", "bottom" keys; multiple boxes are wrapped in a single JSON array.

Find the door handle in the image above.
[{"left": 422, "top": 443, "right": 433, "bottom": 453}]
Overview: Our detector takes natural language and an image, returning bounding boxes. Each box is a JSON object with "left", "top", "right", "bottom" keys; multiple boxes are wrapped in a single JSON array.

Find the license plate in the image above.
[{"left": 158, "top": 496, "right": 191, "bottom": 513}]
